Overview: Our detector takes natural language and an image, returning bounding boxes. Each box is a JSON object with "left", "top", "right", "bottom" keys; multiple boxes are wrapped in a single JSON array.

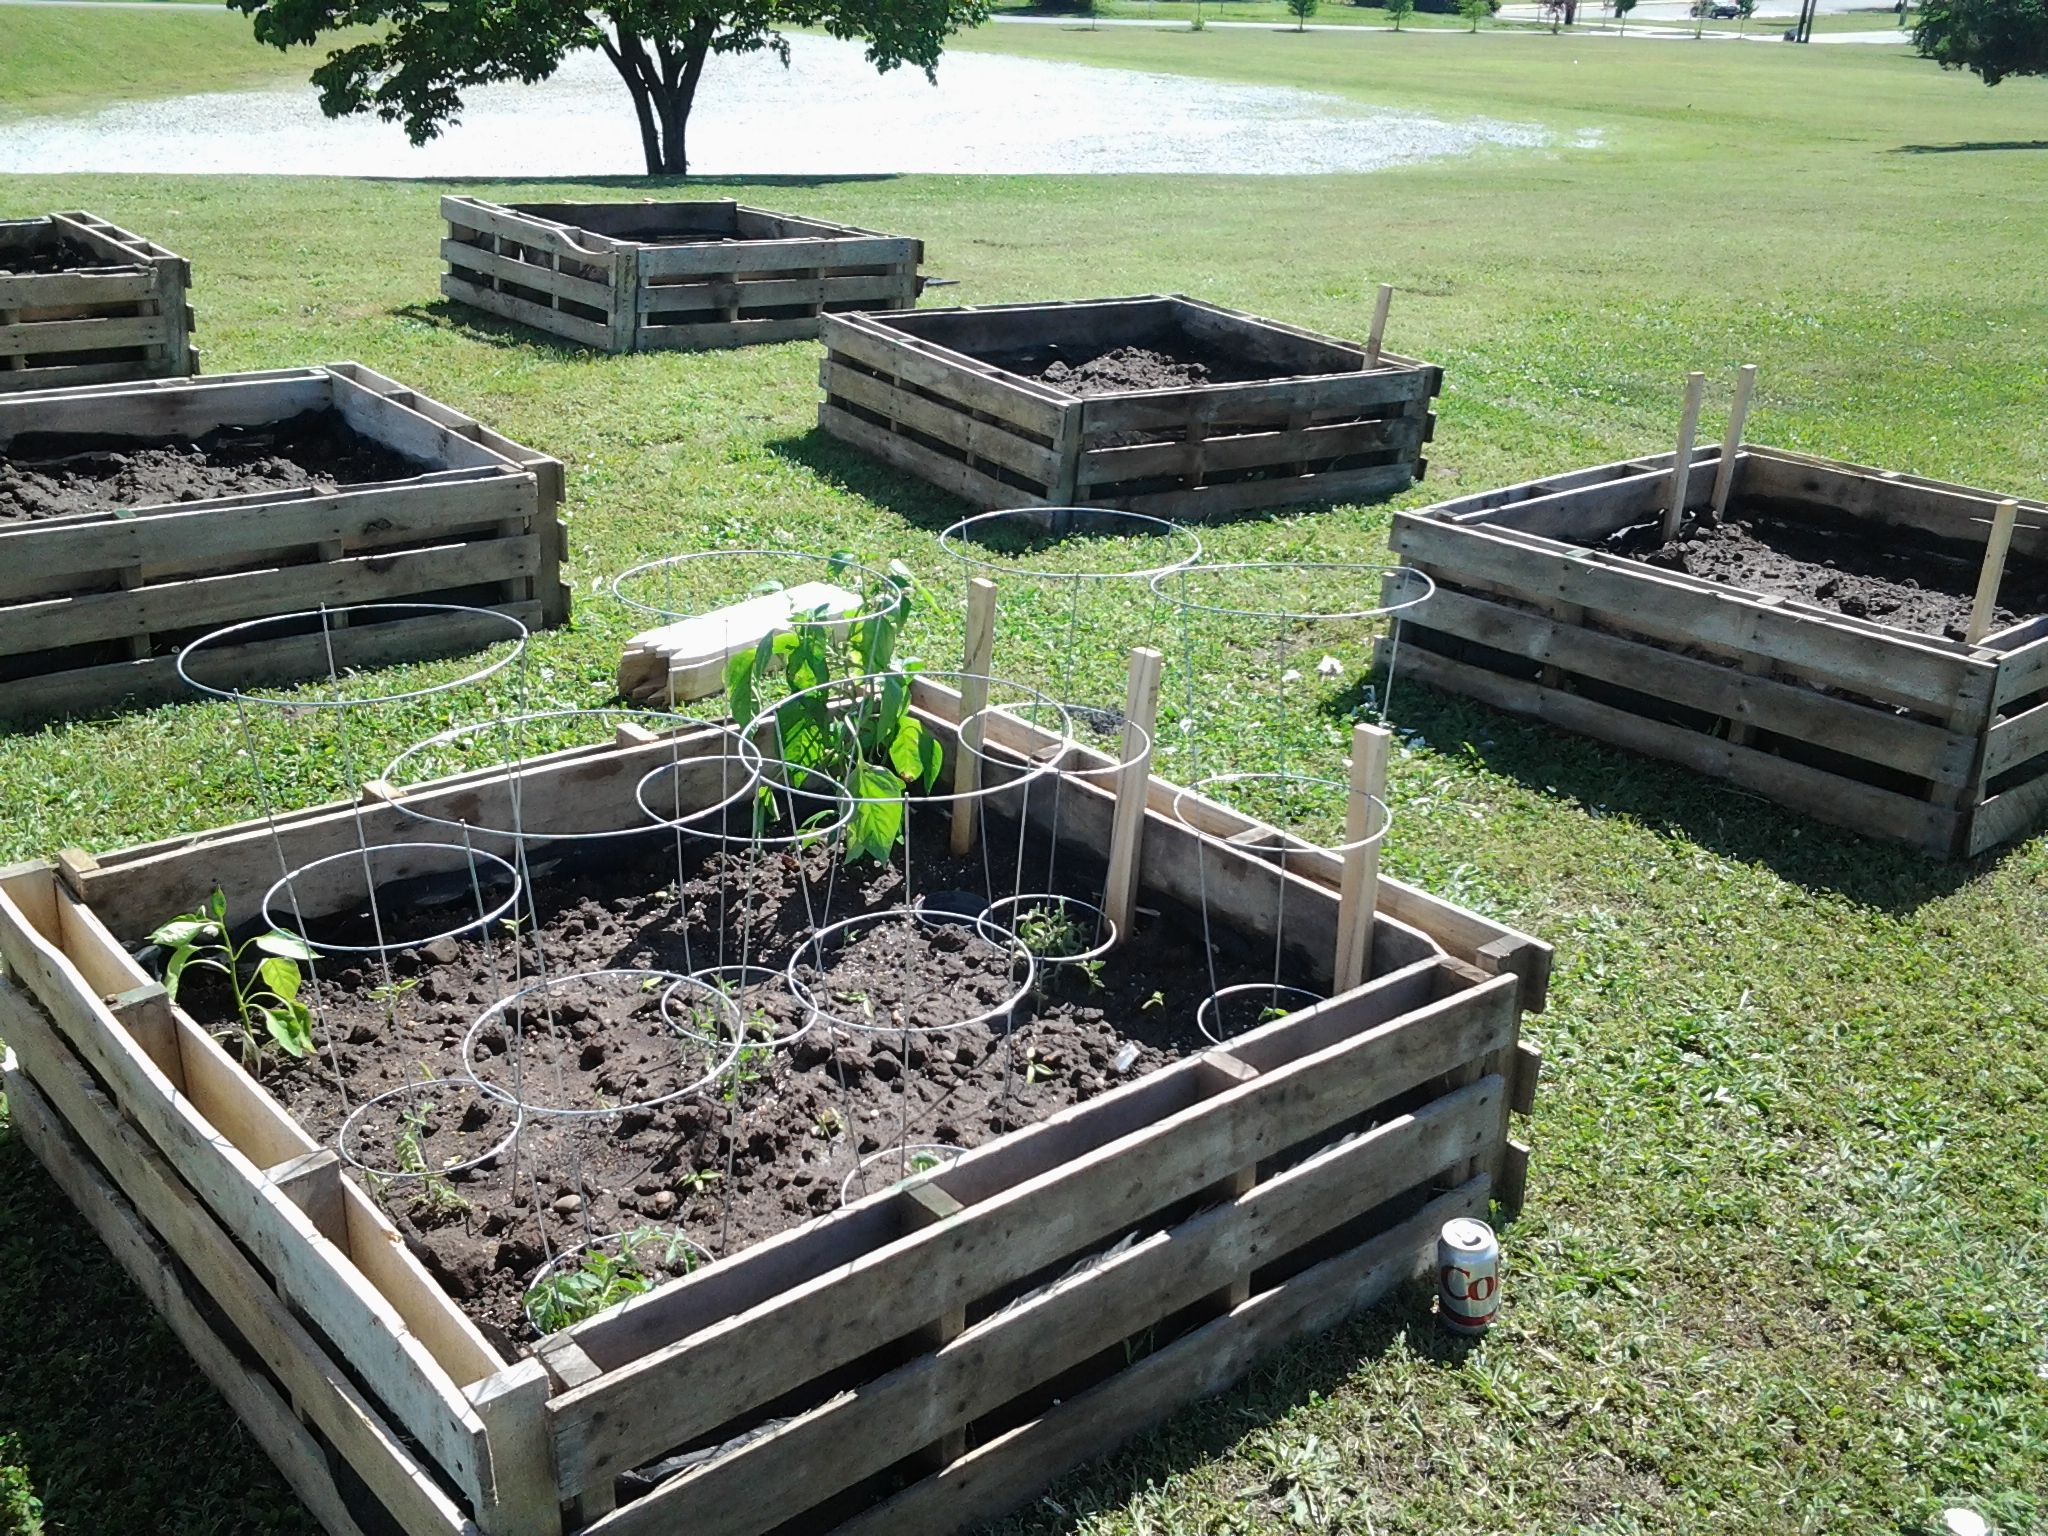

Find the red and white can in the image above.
[{"left": 1437, "top": 1217, "right": 1499, "bottom": 1335}]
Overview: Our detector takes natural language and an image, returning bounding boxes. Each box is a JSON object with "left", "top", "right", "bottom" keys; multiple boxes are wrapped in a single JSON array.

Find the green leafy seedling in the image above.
[
  {"left": 149, "top": 888, "right": 318, "bottom": 1068},
  {"left": 523, "top": 1226, "right": 700, "bottom": 1335}
]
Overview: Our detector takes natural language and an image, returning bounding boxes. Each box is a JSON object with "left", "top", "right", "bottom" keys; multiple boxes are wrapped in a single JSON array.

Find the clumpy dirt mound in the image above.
[
  {"left": 167, "top": 823, "right": 1306, "bottom": 1355},
  {"left": 1037, "top": 345, "right": 1219, "bottom": 396},
  {"left": 1605, "top": 504, "right": 2048, "bottom": 641},
  {"left": 0, "top": 410, "right": 428, "bottom": 523},
  {"left": 0, "top": 234, "right": 114, "bottom": 274}
]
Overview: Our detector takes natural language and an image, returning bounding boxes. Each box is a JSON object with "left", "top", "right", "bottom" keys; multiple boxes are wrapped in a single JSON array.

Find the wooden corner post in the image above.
[
  {"left": 1710, "top": 362, "right": 1756, "bottom": 517},
  {"left": 1661, "top": 370, "right": 1708, "bottom": 544},
  {"left": 1968, "top": 498, "right": 2021, "bottom": 645},
  {"left": 1333, "top": 722, "right": 1391, "bottom": 992},
  {"left": 1103, "top": 646, "right": 1165, "bottom": 942},
  {"left": 1364, "top": 284, "right": 1395, "bottom": 369},
  {"left": 949, "top": 577, "right": 998, "bottom": 857}
]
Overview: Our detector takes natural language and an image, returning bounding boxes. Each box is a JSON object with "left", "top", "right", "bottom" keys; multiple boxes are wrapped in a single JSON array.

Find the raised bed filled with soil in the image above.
[
  {"left": 817, "top": 294, "right": 1442, "bottom": 519},
  {"left": 441, "top": 197, "right": 923, "bottom": 353},
  {"left": 1389, "top": 444, "right": 2048, "bottom": 856},
  {"left": 0, "top": 212, "right": 198, "bottom": 393},
  {"left": 0, "top": 681, "right": 1545, "bottom": 1536},
  {"left": 0, "top": 363, "right": 571, "bottom": 723}
]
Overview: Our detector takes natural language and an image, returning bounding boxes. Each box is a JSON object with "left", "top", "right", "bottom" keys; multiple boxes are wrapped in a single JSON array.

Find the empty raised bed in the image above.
[
  {"left": 817, "top": 294, "right": 1442, "bottom": 519},
  {"left": 441, "top": 197, "right": 923, "bottom": 353},
  {"left": 1388, "top": 444, "right": 2048, "bottom": 856},
  {"left": 0, "top": 211, "right": 197, "bottom": 392},
  {"left": 0, "top": 682, "right": 1545, "bottom": 1536},
  {"left": 0, "top": 364, "right": 571, "bottom": 723}
]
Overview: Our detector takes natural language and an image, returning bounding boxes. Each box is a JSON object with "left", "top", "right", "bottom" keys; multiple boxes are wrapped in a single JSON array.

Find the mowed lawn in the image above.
[{"left": 1, "top": 12, "right": 2047, "bottom": 1536}]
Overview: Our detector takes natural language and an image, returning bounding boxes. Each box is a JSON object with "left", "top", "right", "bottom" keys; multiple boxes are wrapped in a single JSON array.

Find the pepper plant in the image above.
[
  {"left": 148, "top": 888, "right": 319, "bottom": 1067},
  {"left": 724, "top": 556, "right": 942, "bottom": 862}
]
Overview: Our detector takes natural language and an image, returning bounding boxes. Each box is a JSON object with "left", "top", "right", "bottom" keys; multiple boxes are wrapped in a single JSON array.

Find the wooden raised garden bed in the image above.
[
  {"left": 0, "top": 682, "right": 1546, "bottom": 1536},
  {"left": 817, "top": 294, "right": 1442, "bottom": 519},
  {"left": 441, "top": 197, "right": 923, "bottom": 354},
  {"left": 1387, "top": 444, "right": 2048, "bottom": 856},
  {"left": 0, "top": 363, "right": 571, "bottom": 724},
  {"left": 1, "top": 211, "right": 198, "bottom": 393}
]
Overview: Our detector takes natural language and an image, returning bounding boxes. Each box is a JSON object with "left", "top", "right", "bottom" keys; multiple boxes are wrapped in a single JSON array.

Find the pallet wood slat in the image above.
[
  {"left": 818, "top": 295, "right": 1442, "bottom": 518},
  {"left": 3, "top": 685, "right": 1543, "bottom": 1536},
  {"left": 0, "top": 365, "right": 569, "bottom": 722},
  {"left": 441, "top": 198, "right": 921, "bottom": 352},
  {"left": 823, "top": 1178, "right": 1488, "bottom": 1536},
  {"left": 0, "top": 212, "right": 198, "bottom": 391},
  {"left": 1391, "top": 443, "right": 2048, "bottom": 854}
]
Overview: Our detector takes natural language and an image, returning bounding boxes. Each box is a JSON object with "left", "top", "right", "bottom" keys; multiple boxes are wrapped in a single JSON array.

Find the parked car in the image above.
[{"left": 1691, "top": 1, "right": 1741, "bottom": 14}]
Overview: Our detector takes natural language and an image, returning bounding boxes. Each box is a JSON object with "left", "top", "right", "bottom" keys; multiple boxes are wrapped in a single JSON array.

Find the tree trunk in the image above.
[{"left": 600, "top": 17, "right": 715, "bottom": 175}]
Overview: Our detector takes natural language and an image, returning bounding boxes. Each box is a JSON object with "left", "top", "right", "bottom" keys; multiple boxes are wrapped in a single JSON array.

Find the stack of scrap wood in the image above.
[{"left": 616, "top": 581, "right": 861, "bottom": 705}]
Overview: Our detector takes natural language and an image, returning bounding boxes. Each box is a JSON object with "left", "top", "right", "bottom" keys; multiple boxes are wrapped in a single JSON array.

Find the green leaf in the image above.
[
  {"left": 149, "top": 915, "right": 216, "bottom": 947},
  {"left": 725, "top": 645, "right": 759, "bottom": 731},
  {"left": 257, "top": 955, "right": 302, "bottom": 1003},
  {"left": 162, "top": 943, "right": 197, "bottom": 1001},
  {"left": 889, "top": 716, "right": 943, "bottom": 790},
  {"left": 261, "top": 1002, "right": 313, "bottom": 1059},
  {"left": 207, "top": 888, "right": 228, "bottom": 922},
  {"left": 845, "top": 762, "right": 907, "bottom": 862},
  {"left": 256, "top": 930, "right": 318, "bottom": 962}
]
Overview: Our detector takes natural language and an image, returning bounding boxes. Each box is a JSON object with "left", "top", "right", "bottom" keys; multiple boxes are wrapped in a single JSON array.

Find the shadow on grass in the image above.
[
  {"left": 0, "top": 1122, "right": 316, "bottom": 1534},
  {"left": 1354, "top": 669, "right": 1990, "bottom": 911},
  {"left": 1890, "top": 140, "right": 2048, "bottom": 154},
  {"left": 981, "top": 1278, "right": 1465, "bottom": 1536},
  {"left": 767, "top": 428, "right": 1418, "bottom": 538},
  {"left": 391, "top": 299, "right": 601, "bottom": 358}
]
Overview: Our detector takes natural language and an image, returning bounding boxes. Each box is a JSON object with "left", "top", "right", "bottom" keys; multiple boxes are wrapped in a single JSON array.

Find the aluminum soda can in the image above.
[{"left": 1437, "top": 1217, "right": 1499, "bottom": 1335}]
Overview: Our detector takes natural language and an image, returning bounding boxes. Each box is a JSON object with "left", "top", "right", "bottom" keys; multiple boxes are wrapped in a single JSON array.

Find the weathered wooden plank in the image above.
[
  {"left": 440, "top": 239, "right": 614, "bottom": 309},
  {"left": 1742, "top": 447, "right": 2048, "bottom": 563},
  {"left": 0, "top": 472, "right": 534, "bottom": 596},
  {"left": 1391, "top": 513, "right": 1988, "bottom": 716},
  {"left": 639, "top": 273, "right": 909, "bottom": 314},
  {"left": 1407, "top": 583, "right": 1976, "bottom": 784},
  {"left": 440, "top": 273, "right": 612, "bottom": 349},
  {"left": 0, "top": 372, "right": 330, "bottom": 443},
  {"left": 1984, "top": 693, "right": 2048, "bottom": 779},
  {"left": 1119, "top": 460, "right": 1420, "bottom": 520},
  {"left": 1079, "top": 369, "right": 1432, "bottom": 434},
  {"left": 0, "top": 534, "right": 537, "bottom": 657},
  {"left": 1396, "top": 641, "right": 1958, "bottom": 853},
  {"left": 0, "top": 600, "right": 540, "bottom": 727},
  {"left": 1, "top": 1059, "right": 383, "bottom": 1536},
  {"left": 0, "top": 994, "right": 480, "bottom": 1536},
  {"left": 1967, "top": 767, "right": 2048, "bottom": 854},
  {"left": 588, "top": 1080, "right": 1504, "bottom": 1536},
  {"left": 0, "top": 270, "right": 156, "bottom": 309},
  {"left": 636, "top": 235, "right": 916, "bottom": 278},
  {"left": 821, "top": 359, "right": 1066, "bottom": 483},
  {"left": 542, "top": 975, "right": 1518, "bottom": 1497},
  {"left": 817, "top": 401, "right": 1049, "bottom": 507},
  {"left": 636, "top": 316, "right": 825, "bottom": 351},
  {"left": 1077, "top": 415, "right": 1419, "bottom": 488},
  {"left": 0, "top": 314, "right": 168, "bottom": 353},
  {"left": 1444, "top": 466, "right": 1695, "bottom": 540},
  {"left": 823, "top": 1179, "right": 1488, "bottom": 1536},
  {"left": 822, "top": 317, "right": 1072, "bottom": 435},
  {"left": 0, "top": 870, "right": 497, "bottom": 1498}
]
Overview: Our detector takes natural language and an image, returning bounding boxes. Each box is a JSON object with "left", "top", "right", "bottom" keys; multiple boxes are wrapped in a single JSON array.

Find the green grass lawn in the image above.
[
  {"left": 2, "top": 19, "right": 2048, "bottom": 1536},
  {"left": 0, "top": 3, "right": 345, "bottom": 117}
]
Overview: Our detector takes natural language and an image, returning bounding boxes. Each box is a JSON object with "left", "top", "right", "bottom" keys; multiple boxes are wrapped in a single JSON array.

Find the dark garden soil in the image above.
[
  {"left": 172, "top": 818, "right": 1311, "bottom": 1357},
  {"left": 0, "top": 410, "right": 428, "bottom": 523},
  {"left": 1605, "top": 502, "right": 2048, "bottom": 641},
  {"left": 0, "top": 233, "right": 114, "bottom": 274},
  {"left": 977, "top": 342, "right": 1274, "bottom": 398}
]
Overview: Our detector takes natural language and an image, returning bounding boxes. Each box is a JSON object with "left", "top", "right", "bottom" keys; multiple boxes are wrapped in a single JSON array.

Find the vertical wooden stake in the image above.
[
  {"left": 1103, "top": 646, "right": 1165, "bottom": 942},
  {"left": 1660, "top": 371, "right": 1708, "bottom": 544},
  {"left": 1364, "top": 284, "right": 1395, "bottom": 369},
  {"left": 1967, "top": 498, "right": 2021, "bottom": 645},
  {"left": 1710, "top": 362, "right": 1756, "bottom": 517},
  {"left": 1333, "top": 722, "right": 1391, "bottom": 993},
  {"left": 948, "top": 578, "right": 997, "bottom": 857}
]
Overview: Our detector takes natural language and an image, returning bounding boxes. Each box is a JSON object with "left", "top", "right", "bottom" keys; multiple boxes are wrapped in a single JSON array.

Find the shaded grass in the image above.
[{"left": 0, "top": 22, "right": 2046, "bottom": 1536}]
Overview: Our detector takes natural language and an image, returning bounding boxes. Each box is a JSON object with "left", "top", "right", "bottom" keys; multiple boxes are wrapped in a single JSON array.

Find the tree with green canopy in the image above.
[
  {"left": 232, "top": 0, "right": 992, "bottom": 175},
  {"left": 1912, "top": 0, "right": 2048, "bottom": 83}
]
